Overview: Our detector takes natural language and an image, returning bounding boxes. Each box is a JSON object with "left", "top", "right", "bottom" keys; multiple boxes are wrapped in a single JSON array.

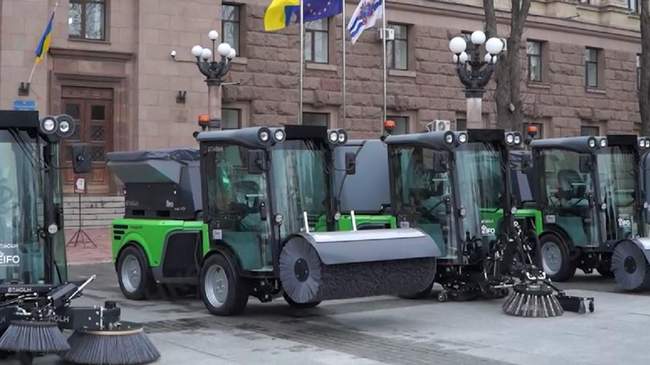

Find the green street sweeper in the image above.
[
  {"left": 0, "top": 110, "right": 159, "bottom": 365},
  {"left": 525, "top": 135, "right": 650, "bottom": 291},
  {"left": 108, "top": 125, "right": 439, "bottom": 315}
]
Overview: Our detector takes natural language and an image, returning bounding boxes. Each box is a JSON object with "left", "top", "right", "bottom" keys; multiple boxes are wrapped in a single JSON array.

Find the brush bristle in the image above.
[
  {"left": 503, "top": 284, "right": 564, "bottom": 318},
  {"left": 64, "top": 324, "right": 160, "bottom": 365},
  {"left": 0, "top": 321, "right": 70, "bottom": 353}
]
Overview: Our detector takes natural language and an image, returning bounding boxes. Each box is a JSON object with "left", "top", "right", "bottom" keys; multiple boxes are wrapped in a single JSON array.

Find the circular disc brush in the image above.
[
  {"left": 64, "top": 322, "right": 160, "bottom": 365},
  {"left": 0, "top": 321, "right": 70, "bottom": 354},
  {"left": 503, "top": 282, "right": 564, "bottom": 318}
]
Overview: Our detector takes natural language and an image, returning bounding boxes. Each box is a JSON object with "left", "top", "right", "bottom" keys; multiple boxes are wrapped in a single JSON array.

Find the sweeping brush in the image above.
[
  {"left": 64, "top": 321, "right": 160, "bottom": 365},
  {"left": 502, "top": 282, "right": 564, "bottom": 318},
  {"left": 0, "top": 321, "right": 70, "bottom": 362}
]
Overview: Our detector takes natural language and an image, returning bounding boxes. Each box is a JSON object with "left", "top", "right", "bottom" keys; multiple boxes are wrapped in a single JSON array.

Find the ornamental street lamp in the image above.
[
  {"left": 449, "top": 31, "right": 504, "bottom": 126},
  {"left": 191, "top": 30, "right": 236, "bottom": 130}
]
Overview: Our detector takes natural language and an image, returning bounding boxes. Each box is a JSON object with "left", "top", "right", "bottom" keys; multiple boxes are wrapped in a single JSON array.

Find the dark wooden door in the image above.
[{"left": 61, "top": 87, "right": 114, "bottom": 194}]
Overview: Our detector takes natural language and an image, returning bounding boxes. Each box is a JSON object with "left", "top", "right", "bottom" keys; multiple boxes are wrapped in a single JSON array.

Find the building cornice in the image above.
[{"left": 49, "top": 47, "right": 135, "bottom": 62}]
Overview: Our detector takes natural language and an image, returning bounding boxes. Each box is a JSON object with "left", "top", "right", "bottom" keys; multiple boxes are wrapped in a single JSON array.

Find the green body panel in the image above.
[
  {"left": 479, "top": 208, "right": 544, "bottom": 237},
  {"left": 314, "top": 214, "right": 397, "bottom": 232},
  {"left": 112, "top": 218, "right": 205, "bottom": 267}
]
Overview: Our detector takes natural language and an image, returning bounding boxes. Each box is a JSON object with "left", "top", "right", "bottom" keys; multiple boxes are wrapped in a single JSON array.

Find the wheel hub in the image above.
[
  {"left": 542, "top": 241, "right": 562, "bottom": 275},
  {"left": 205, "top": 265, "right": 228, "bottom": 306},
  {"left": 294, "top": 258, "right": 310, "bottom": 282},
  {"left": 121, "top": 255, "right": 142, "bottom": 293},
  {"left": 624, "top": 256, "right": 637, "bottom": 274}
]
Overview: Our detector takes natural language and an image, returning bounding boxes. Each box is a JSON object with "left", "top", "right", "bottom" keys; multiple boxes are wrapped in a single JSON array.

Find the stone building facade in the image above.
[{"left": 0, "top": 0, "right": 643, "bottom": 197}]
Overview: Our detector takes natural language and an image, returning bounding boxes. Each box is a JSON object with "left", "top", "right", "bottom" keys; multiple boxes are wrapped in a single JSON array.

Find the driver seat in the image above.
[{"left": 557, "top": 169, "right": 586, "bottom": 200}]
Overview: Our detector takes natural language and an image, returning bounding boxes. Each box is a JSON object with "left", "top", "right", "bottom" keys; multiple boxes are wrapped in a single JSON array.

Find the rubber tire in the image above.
[
  {"left": 539, "top": 234, "right": 576, "bottom": 282},
  {"left": 399, "top": 280, "right": 434, "bottom": 299},
  {"left": 612, "top": 241, "right": 650, "bottom": 291},
  {"left": 200, "top": 253, "right": 249, "bottom": 316},
  {"left": 116, "top": 245, "right": 154, "bottom": 300},
  {"left": 283, "top": 292, "right": 321, "bottom": 309}
]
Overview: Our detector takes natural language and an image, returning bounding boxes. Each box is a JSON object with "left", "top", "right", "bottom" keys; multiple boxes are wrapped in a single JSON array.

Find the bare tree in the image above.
[
  {"left": 483, "top": 0, "right": 531, "bottom": 131},
  {"left": 639, "top": 0, "right": 650, "bottom": 135}
]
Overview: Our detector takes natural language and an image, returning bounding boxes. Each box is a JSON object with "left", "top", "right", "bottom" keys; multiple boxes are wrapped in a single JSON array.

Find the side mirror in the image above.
[
  {"left": 71, "top": 143, "right": 92, "bottom": 174},
  {"left": 345, "top": 152, "right": 356, "bottom": 175},
  {"left": 247, "top": 150, "right": 267, "bottom": 174}
]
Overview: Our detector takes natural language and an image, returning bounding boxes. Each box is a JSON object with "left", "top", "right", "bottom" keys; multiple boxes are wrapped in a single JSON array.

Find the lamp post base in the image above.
[{"left": 466, "top": 97, "right": 483, "bottom": 127}]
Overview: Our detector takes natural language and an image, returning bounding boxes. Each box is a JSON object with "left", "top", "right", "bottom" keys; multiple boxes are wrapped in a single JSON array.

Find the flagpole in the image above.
[
  {"left": 381, "top": 0, "right": 387, "bottom": 126},
  {"left": 299, "top": 0, "right": 304, "bottom": 124},
  {"left": 28, "top": 2, "right": 59, "bottom": 85},
  {"left": 342, "top": 0, "right": 347, "bottom": 124}
]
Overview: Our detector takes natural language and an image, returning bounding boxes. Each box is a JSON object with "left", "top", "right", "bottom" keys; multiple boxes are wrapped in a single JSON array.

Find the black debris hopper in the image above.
[{"left": 280, "top": 226, "right": 440, "bottom": 304}]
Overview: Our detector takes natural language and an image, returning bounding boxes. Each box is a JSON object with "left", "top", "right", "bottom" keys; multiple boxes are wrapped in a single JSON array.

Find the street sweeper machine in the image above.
[
  {"left": 108, "top": 125, "right": 439, "bottom": 315},
  {"left": 383, "top": 129, "right": 594, "bottom": 316},
  {"left": 524, "top": 134, "right": 650, "bottom": 291},
  {"left": 0, "top": 110, "right": 159, "bottom": 365}
]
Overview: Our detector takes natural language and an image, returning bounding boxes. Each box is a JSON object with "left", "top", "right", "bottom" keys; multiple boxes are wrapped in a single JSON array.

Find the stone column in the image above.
[
  {"left": 466, "top": 97, "right": 482, "bottom": 126},
  {"left": 207, "top": 81, "right": 222, "bottom": 131}
]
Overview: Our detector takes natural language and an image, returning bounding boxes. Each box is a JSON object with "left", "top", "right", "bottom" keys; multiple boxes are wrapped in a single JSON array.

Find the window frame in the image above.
[
  {"left": 527, "top": 40, "right": 543, "bottom": 82},
  {"left": 585, "top": 47, "right": 600, "bottom": 89},
  {"left": 628, "top": 0, "right": 639, "bottom": 13},
  {"left": 302, "top": 112, "right": 330, "bottom": 127},
  {"left": 580, "top": 125, "right": 600, "bottom": 137},
  {"left": 222, "top": 3, "right": 241, "bottom": 55},
  {"left": 222, "top": 108, "right": 242, "bottom": 130},
  {"left": 387, "top": 23, "right": 409, "bottom": 71},
  {"left": 68, "top": 0, "right": 107, "bottom": 41},
  {"left": 304, "top": 19, "right": 329, "bottom": 64},
  {"left": 387, "top": 115, "right": 409, "bottom": 135}
]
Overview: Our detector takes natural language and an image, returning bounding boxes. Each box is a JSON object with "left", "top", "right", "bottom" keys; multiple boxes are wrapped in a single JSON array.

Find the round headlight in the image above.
[
  {"left": 511, "top": 207, "right": 518, "bottom": 214},
  {"left": 459, "top": 208, "right": 466, "bottom": 217},
  {"left": 273, "top": 129, "right": 286, "bottom": 142},
  {"left": 599, "top": 138, "right": 607, "bottom": 148},
  {"left": 337, "top": 129, "right": 348, "bottom": 144},
  {"left": 588, "top": 138, "right": 597, "bottom": 148},
  {"left": 639, "top": 139, "right": 645, "bottom": 148},
  {"left": 444, "top": 132, "right": 454, "bottom": 144},
  {"left": 600, "top": 202, "right": 607, "bottom": 211},
  {"left": 47, "top": 224, "right": 59, "bottom": 235},
  {"left": 59, "top": 120, "right": 70, "bottom": 133},
  {"left": 458, "top": 133, "right": 468, "bottom": 144},
  {"left": 514, "top": 134, "right": 522, "bottom": 145},
  {"left": 334, "top": 212, "right": 342, "bottom": 221},
  {"left": 274, "top": 213, "right": 283, "bottom": 225},
  {"left": 258, "top": 127, "right": 272, "bottom": 143},
  {"left": 505, "top": 133, "right": 515, "bottom": 145},
  {"left": 40, "top": 117, "right": 58, "bottom": 134},
  {"left": 645, "top": 140, "right": 650, "bottom": 149},
  {"left": 328, "top": 130, "right": 339, "bottom": 143}
]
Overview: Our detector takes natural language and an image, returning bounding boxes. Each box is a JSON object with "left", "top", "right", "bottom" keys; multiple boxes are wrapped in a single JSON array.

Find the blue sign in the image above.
[{"left": 13, "top": 99, "right": 36, "bottom": 111}]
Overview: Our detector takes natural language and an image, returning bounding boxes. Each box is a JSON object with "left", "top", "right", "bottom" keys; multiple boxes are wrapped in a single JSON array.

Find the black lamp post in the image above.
[
  {"left": 191, "top": 30, "right": 236, "bottom": 131},
  {"left": 449, "top": 31, "right": 504, "bottom": 126}
]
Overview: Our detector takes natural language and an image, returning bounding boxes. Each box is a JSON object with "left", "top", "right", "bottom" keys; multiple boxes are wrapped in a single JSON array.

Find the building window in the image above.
[
  {"left": 387, "top": 24, "right": 408, "bottom": 70},
  {"left": 629, "top": 0, "right": 639, "bottom": 13},
  {"left": 222, "top": 4, "right": 240, "bottom": 54},
  {"left": 387, "top": 116, "right": 409, "bottom": 135},
  {"left": 580, "top": 125, "right": 600, "bottom": 136},
  {"left": 527, "top": 41, "right": 543, "bottom": 82},
  {"left": 303, "top": 112, "right": 329, "bottom": 127},
  {"left": 585, "top": 47, "right": 600, "bottom": 88},
  {"left": 222, "top": 108, "right": 241, "bottom": 129},
  {"left": 68, "top": 0, "right": 106, "bottom": 40},
  {"left": 523, "top": 122, "right": 544, "bottom": 139},
  {"left": 305, "top": 19, "right": 328, "bottom": 64}
]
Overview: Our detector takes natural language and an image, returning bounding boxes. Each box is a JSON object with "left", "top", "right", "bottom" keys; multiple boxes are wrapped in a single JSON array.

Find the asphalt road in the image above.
[{"left": 10, "top": 264, "right": 650, "bottom": 365}]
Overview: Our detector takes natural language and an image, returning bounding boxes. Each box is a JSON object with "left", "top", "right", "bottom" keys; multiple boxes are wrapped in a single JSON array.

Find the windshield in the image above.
[
  {"left": 389, "top": 146, "right": 455, "bottom": 258},
  {"left": 271, "top": 139, "right": 330, "bottom": 239},
  {"left": 455, "top": 142, "right": 504, "bottom": 242},
  {"left": 0, "top": 130, "right": 45, "bottom": 283},
  {"left": 597, "top": 147, "right": 638, "bottom": 240}
]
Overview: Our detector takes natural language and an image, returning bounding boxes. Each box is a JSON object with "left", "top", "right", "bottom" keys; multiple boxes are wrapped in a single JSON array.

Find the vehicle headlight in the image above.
[
  {"left": 588, "top": 138, "right": 597, "bottom": 148},
  {"left": 47, "top": 224, "right": 59, "bottom": 235},
  {"left": 639, "top": 139, "right": 645, "bottom": 148},
  {"left": 40, "top": 117, "right": 58, "bottom": 135},
  {"left": 328, "top": 130, "right": 339, "bottom": 144},
  {"left": 505, "top": 133, "right": 515, "bottom": 145},
  {"left": 599, "top": 138, "right": 607, "bottom": 148},
  {"left": 273, "top": 129, "right": 286, "bottom": 142},
  {"left": 513, "top": 133, "right": 522, "bottom": 145},
  {"left": 337, "top": 129, "right": 348, "bottom": 144},
  {"left": 458, "top": 133, "right": 468, "bottom": 144},
  {"left": 645, "top": 139, "right": 650, "bottom": 149},
  {"left": 444, "top": 131, "right": 454, "bottom": 144},
  {"left": 258, "top": 127, "right": 271, "bottom": 143}
]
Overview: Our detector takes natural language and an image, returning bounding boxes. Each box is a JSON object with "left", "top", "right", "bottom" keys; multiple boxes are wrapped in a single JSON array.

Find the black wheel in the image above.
[
  {"left": 200, "top": 253, "right": 249, "bottom": 315},
  {"left": 612, "top": 241, "right": 650, "bottom": 291},
  {"left": 539, "top": 234, "right": 576, "bottom": 282},
  {"left": 597, "top": 255, "right": 615, "bottom": 278},
  {"left": 283, "top": 292, "right": 321, "bottom": 309},
  {"left": 116, "top": 245, "right": 154, "bottom": 300}
]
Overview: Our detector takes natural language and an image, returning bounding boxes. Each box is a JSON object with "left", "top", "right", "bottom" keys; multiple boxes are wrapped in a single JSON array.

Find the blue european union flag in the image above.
[{"left": 294, "top": 0, "right": 342, "bottom": 22}]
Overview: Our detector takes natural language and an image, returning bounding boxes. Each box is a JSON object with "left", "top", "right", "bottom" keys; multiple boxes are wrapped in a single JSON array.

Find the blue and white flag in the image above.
[{"left": 347, "top": 0, "right": 383, "bottom": 44}]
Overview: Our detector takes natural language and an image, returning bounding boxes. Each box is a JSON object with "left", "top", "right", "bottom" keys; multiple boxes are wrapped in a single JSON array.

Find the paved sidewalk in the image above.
[{"left": 65, "top": 227, "right": 113, "bottom": 265}]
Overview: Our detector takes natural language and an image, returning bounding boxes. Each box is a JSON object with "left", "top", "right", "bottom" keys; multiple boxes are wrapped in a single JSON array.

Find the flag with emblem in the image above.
[
  {"left": 264, "top": 0, "right": 342, "bottom": 31},
  {"left": 302, "top": 0, "right": 343, "bottom": 22},
  {"left": 347, "top": 0, "right": 383, "bottom": 44}
]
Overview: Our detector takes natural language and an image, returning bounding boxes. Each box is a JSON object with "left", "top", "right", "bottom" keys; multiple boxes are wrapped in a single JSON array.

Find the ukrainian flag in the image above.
[
  {"left": 35, "top": 11, "right": 55, "bottom": 63},
  {"left": 264, "top": 0, "right": 300, "bottom": 32}
]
